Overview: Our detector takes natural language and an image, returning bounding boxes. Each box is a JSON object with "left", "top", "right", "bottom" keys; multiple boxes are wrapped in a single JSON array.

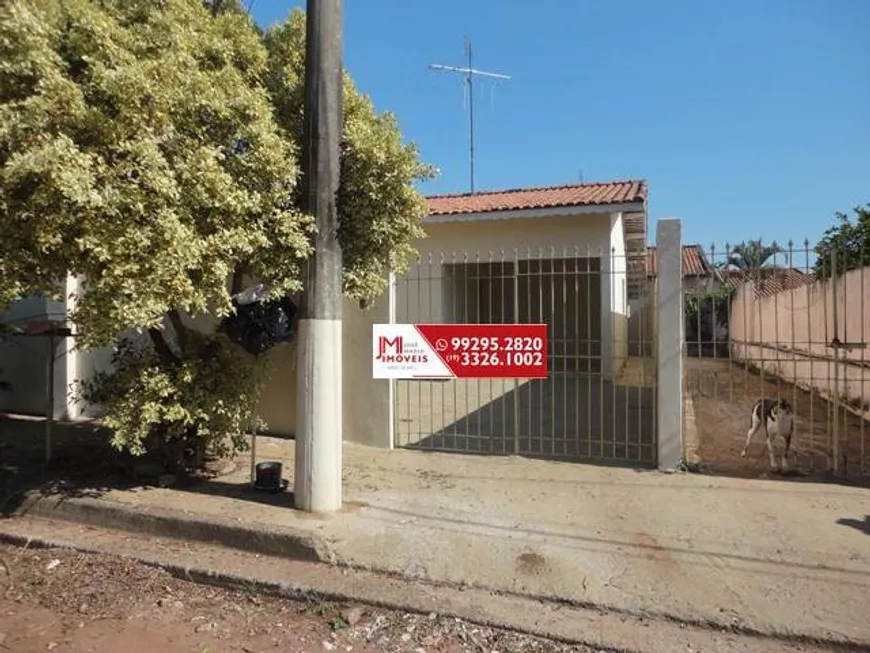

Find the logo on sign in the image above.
[{"left": 376, "top": 335, "right": 428, "bottom": 364}]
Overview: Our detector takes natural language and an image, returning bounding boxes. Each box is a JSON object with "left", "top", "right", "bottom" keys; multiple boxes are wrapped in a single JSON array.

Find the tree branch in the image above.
[
  {"left": 167, "top": 310, "right": 189, "bottom": 353},
  {"left": 148, "top": 328, "right": 180, "bottom": 366},
  {"left": 231, "top": 267, "right": 244, "bottom": 295}
]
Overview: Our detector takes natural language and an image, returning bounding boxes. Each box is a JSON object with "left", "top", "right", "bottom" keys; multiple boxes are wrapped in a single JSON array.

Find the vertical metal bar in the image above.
[
  {"left": 561, "top": 248, "right": 569, "bottom": 457},
  {"left": 451, "top": 252, "right": 459, "bottom": 449},
  {"left": 831, "top": 248, "right": 840, "bottom": 475},
  {"left": 475, "top": 250, "right": 482, "bottom": 445},
  {"left": 636, "top": 261, "right": 644, "bottom": 463},
  {"left": 789, "top": 242, "right": 798, "bottom": 448},
  {"left": 572, "top": 245, "right": 583, "bottom": 458},
  {"left": 462, "top": 251, "right": 470, "bottom": 451},
  {"left": 825, "top": 245, "right": 834, "bottom": 465},
  {"left": 586, "top": 245, "right": 593, "bottom": 459},
  {"left": 404, "top": 262, "right": 412, "bottom": 447},
  {"left": 805, "top": 241, "right": 815, "bottom": 464},
  {"left": 741, "top": 255, "right": 749, "bottom": 406},
  {"left": 501, "top": 249, "right": 507, "bottom": 454},
  {"left": 437, "top": 253, "right": 445, "bottom": 447},
  {"left": 610, "top": 247, "right": 618, "bottom": 460},
  {"left": 427, "top": 252, "right": 436, "bottom": 446},
  {"left": 651, "top": 272, "right": 658, "bottom": 464},
  {"left": 773, "top": 244, "right": 782, "bottom": 402},
  {"left": 622, "top": 251, "right": 630, "bottom": 460},
  {"left": 416, "top": 255, "right": 423, "bottom": 447},
  {"left": 861, "top": 239, "right": 867, "bottom": 477},
  {"left": 757, "top": 249, "right": 766, "bottom": 419},
  {"left": 598, "top": 245, "right": 605, "bottom": 459},
  {"left": 487, "top": 250, "right": 495, "bottom": 448},
  {"left": 45, "top": 332, "right": 54, "bottom": 465},
  {"left": 526, "top": 249, "right": 533, "bottom": 445},
  {"left": 250, "top": 416, "right": 258, "bottom": 487},
  {"left": 710, "top": 244, "right": 717, "bottom": 361},
  {"left": 538, "top": 247, "right": 545, "bottom": 454},
  {"left": 724, "top": 243, "right": 734, "bottom": 403},
  {"left": 549, "top": 246, "right": 556, "bottom": 457},
  {"left": 513, "top": 250, "right": 521, "bottom": 455}
]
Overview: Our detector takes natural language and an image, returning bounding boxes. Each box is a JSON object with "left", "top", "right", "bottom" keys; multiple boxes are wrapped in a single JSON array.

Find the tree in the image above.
[
  {"left": 813, "top": 204, "right": 870, "bottom": 280},
  {"left": 718, "top": 240, "right": 785, "bottom": 271},
  {"left": 261, "top": 9, "right": 436, "bottom": 300},
  {"left": 0, "top": 1, "right": 433, "bottom": 465}
]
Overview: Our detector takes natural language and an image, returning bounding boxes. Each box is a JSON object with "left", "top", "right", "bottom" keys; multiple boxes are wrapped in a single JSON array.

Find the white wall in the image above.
[
  {"left": 606, "top": 212, "right": 629, "bottom": 375},
  {"left": 398, "top": 212, "right": 621, "bottom": 378}
]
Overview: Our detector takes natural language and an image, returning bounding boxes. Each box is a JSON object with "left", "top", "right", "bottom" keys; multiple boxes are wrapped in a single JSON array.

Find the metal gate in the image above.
[
  {"left": 682, "top": 241, "right": 869, "bottom": 480},
  {"left": 393, "top": 247, "right": 658, "bottom": 466}
]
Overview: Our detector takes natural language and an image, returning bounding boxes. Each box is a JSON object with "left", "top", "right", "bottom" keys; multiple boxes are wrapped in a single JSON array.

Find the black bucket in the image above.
[{"left": 253, "top": 461, "right": 285, "bottom": 492}]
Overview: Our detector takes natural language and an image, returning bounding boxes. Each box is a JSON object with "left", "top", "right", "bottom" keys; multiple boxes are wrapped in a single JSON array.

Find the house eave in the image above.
[{"left": 424, "top": 201, "right": 646, "bottom": 225}]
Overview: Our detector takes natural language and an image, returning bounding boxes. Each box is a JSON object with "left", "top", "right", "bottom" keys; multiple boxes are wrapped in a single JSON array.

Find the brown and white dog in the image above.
[{"left": 741, "top": 398, "right": 795, "bottom": 472}]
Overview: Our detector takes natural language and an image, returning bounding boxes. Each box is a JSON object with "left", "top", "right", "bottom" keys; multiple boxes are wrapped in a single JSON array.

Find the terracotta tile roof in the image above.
[
  {"left": 720, "top": 268, "right": 812, "bottom": 297},
  {"left": 646, "top": 245, "right": 711, "bottom": 277},
  {"left": 426, "top": 180, "right": 647, "bottom": 217}
]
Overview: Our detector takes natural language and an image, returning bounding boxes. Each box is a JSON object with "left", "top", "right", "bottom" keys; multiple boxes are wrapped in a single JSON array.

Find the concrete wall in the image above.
[
  {"left": 729, "top": 265, "right": 870, "bottom": 418},
  {"left": 608, "top": 212, "right": 630, "bottom": 375},
  {"left": 253, "top": 295, "right": 389, "bottom": 447}
]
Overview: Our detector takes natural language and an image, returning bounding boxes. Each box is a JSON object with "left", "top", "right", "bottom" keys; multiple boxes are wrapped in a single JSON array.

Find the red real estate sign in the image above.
[{"left": 373, "top": 323, "right": 548, "bottom": 379}]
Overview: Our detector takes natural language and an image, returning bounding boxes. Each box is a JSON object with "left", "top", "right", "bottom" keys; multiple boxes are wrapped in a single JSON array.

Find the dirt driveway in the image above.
[{"left": 685, "top": 358, "right": 869, "bottom": 479}]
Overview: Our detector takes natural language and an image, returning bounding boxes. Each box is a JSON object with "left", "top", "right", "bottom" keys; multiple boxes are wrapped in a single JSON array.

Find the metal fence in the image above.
[
  {"left": 682, "top": 241, "right": 869, "bottom": 479},
  {"left": 393, "top": 247, "right": 658, "bottom": 466}
]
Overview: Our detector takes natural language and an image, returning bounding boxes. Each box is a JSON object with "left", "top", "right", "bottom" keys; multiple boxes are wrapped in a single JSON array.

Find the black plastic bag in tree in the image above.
[{"left": 221, "top": 284, "right": 297, "bottom": 356}]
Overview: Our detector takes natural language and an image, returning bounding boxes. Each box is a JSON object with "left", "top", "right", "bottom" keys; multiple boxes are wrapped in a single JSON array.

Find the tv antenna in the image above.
[{"left": 429, "top": 39, "right": 510, "bottom": 194}]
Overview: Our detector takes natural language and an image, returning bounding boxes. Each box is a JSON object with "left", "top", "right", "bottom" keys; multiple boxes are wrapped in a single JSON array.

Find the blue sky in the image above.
[{"left": 251, "top": 0, "right": 869, "bottom": 252}]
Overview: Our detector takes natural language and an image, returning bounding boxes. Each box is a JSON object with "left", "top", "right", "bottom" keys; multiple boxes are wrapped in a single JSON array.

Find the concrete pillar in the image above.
[{"left": 656, "top": 218, "right": 684, "bottom": 470}]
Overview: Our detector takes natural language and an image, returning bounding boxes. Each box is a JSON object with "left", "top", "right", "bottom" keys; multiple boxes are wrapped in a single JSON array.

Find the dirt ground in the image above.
[
  {"left": 685, "top": 358, "right": 869, "bottom": 479},
  {"left": 0, "top": 542, "right": 600, "bottom": 653}
]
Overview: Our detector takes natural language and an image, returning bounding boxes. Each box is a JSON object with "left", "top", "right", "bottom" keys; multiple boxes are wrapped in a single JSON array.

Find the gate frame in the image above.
[{"left": 388, "top": 237, "right": 664, "bottom": 469}]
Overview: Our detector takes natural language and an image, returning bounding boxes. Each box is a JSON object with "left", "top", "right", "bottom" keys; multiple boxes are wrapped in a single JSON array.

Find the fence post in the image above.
[{"left": 656, "top": 218, "right": 684, "bottom": 470}]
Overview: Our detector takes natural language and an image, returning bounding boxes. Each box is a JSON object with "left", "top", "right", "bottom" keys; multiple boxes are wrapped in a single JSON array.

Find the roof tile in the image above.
[
  {"left": 646, "top": 245, "right": 710, "bottom": 277},
  {"left": 426, "top": 180, "right": 647, "bottom": 217}
]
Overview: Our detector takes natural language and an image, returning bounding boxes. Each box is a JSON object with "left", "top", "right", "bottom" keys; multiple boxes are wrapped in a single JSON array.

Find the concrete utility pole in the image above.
[{"left": 295, "top": 0, "right": 344, "bottom": 512}]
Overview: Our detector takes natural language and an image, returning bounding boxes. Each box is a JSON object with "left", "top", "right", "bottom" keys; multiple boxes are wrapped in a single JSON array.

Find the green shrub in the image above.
[{"left": 78, "top": 332, "right": 271, "bottom": 467}]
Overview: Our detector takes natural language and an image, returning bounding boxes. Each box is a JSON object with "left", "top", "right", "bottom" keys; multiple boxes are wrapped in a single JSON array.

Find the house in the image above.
[
  {"left": 1, "top": 178, "right": 656, "bottom": 464},
  {"left": 405, "top": 179, "right": 649, "bottom": 375},
  {"left": 390, "top": 179, "right": 656, "bottom": 463},
  {"left": 646, "top": 244, "right": 717, "bottom": 295}
]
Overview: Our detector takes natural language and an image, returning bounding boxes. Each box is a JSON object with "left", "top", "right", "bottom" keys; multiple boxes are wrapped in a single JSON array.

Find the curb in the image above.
[
  {"left": 0, "top": 518, "right": 860, "bottom": 653},
  {"left": 12, "top": 491, "right": 334, "bottom": 564}
]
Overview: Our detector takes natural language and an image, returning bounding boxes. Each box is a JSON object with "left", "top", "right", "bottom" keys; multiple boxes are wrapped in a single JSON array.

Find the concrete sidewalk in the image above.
[{"left": 14, "top": 437, "right": 870, "bottom": 646}]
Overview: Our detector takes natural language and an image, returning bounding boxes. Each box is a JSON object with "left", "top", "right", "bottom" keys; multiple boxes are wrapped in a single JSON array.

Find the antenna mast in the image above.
[{"left": 429, "top": 39, "right": 510, "bottom": 194}]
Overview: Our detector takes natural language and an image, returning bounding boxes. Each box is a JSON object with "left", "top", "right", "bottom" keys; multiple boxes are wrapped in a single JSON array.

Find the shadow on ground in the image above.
[
  {"left": 396, "top": 374, "right": 657, "bottom": 468},
  {"left": 0, "top": 413, "right": 296, "bottom": 514},
  {"left": 837, "top": 515, "right": 870, "bottom": 536}
]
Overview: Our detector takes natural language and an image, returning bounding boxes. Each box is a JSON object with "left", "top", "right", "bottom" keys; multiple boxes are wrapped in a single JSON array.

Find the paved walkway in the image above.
[{"left": 28, "top": 437, "right": 870, "bottom": 644}]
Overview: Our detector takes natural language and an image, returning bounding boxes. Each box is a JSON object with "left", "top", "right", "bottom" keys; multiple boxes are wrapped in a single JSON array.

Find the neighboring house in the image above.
[
  {"left": 643, "top": 245, "right": 813, "bottom": 356},
  {"left": 646, "top": 244, "right": 718, "bottom": 295},
  {"left": 718, "top": 267, "right": 811, "bottom": 297}
]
